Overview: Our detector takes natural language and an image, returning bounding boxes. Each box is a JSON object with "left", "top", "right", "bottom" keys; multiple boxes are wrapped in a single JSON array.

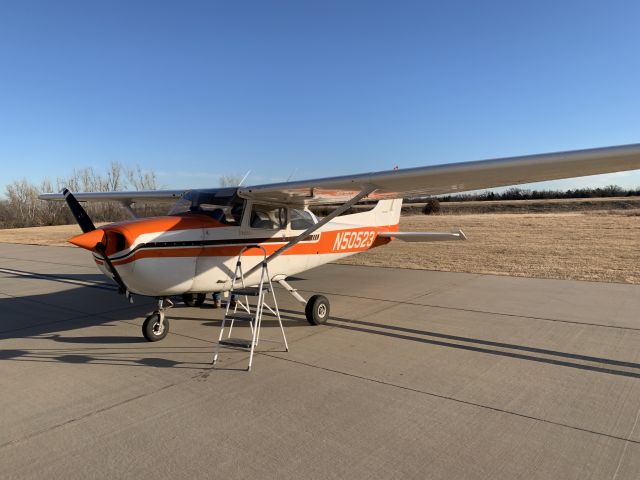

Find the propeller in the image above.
[
  {"left": 62, "top": 188, "right": 133, "bottom": 303},
  {"left": 62, "top": 188, "right": 96, "bottom": 233}
]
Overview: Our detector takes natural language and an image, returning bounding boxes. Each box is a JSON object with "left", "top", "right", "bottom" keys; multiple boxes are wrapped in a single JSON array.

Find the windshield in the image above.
[{"left": 169, "top": 189, "right": 245, "bottom": 225}]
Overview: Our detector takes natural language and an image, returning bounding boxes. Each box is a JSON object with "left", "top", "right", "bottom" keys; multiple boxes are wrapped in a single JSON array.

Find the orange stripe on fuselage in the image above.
[{"left": 106, "top": 225, "right": 398, "bottom": 266}]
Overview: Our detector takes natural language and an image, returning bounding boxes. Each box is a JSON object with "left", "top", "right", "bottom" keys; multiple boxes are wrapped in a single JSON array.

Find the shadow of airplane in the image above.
[
  {"left": 303, "top": 310, "right": 640, "bottom": 380},
  {"left": 11, "top": 268, "right": 636, "bottom": 380},
  {"left": 0, "top": 271, "right": 152, "bottom": 340},
  {"left": 0, "top": 268, "right": 310, "bottom": 369}
]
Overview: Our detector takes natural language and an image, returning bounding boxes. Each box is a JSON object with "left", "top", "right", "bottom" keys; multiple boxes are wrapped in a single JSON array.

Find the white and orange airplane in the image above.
[{"left": 40, "top": 144, "right": 640, "bottom": 343}]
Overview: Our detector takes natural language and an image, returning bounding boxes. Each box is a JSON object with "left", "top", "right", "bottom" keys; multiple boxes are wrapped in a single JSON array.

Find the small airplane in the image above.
[{"left": 40, "top": 143, "right": 640, "bottom": 344}]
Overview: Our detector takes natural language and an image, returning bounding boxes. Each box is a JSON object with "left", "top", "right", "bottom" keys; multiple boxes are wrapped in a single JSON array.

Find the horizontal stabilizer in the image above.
[{"left": 379, "top": 230, "right": 467, "bottom": 242}]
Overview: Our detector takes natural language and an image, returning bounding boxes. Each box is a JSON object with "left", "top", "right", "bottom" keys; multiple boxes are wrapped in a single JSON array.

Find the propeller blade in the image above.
[
  {"left": 62, "top": 188, "right": 96, "bottom": 233},
  {"left": 95, "top": 242, "right": 133, "bottom": 303}
]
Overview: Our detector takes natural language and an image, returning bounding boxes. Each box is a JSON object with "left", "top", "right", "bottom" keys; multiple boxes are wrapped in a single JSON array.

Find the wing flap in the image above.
[{"left": 38, "top": 190, "right": 186, "bottom": 203}]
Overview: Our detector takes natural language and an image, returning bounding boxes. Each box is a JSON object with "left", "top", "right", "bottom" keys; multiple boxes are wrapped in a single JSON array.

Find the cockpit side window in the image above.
[{"left": 249, "top": 204, "right": 287, "bottom": 230}]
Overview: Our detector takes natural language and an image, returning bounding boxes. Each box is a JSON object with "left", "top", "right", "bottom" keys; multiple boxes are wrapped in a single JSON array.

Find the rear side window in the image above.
[{"left": 290, "top": 209, "right": 316, "bottom": 230}]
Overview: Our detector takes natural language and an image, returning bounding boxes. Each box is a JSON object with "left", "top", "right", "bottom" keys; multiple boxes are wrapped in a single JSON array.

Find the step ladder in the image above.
[{"left": 212, "top": 245, "right": 289, "bottom": 371}]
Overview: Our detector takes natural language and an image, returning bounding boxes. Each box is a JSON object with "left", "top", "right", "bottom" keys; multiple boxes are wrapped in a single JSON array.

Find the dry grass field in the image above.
[
  {"left": 398, "top": 196, "right": 640, "bottom": 215},
  {"left": 0, "top": 212, "right": 638, "bottom": 284},
  {"left": 0, "top": 223, "right": 108, "bottom": 247},
  {"left": 339, "top": 212, "right": 640, "bottom": 284}
]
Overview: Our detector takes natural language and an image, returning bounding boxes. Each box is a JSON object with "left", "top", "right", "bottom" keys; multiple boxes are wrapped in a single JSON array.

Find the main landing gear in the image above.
[
  {"left": 277, "top": 279, "right": 330, "bottom": 325},
  {"left": 141, "top": 284, "right": 331, "bottom": 342},
  {"left": 142, "top": 297, "right": 173, "bottom": 342},
  {"left": 305, "top": 295, "right": 330, "bottom": 325}
]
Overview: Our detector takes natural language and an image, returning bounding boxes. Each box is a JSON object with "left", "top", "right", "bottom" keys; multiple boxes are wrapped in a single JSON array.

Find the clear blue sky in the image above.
[{"left": 1, "top": 0, "right": 639, "bottom": 194}]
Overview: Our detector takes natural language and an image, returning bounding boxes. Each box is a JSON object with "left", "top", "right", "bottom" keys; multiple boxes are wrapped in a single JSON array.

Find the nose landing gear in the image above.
[{"left": 142, "top": 297, "right": 173, "bottom": 342}]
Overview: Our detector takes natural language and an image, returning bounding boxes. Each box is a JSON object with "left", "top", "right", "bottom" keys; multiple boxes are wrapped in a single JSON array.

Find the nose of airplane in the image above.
[{"left": 68, "top": 229, "right": 106, "bottom": 251}]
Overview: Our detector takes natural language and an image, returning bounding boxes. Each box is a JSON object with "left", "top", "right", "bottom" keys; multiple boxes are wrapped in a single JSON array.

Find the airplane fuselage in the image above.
[{"left": 85, "top": 199, "right": 402, "bottom": 297}]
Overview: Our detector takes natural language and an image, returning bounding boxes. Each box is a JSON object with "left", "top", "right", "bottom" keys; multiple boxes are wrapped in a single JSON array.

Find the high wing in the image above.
[
  {"left": 38, "top": 190, "right": 186, "bottom": 203},
  {"left": 38, "top": 143, "right": 640, "bottom": 206},
  {"left": 238, "top": 143, "right": 640, "bottom": 205}
]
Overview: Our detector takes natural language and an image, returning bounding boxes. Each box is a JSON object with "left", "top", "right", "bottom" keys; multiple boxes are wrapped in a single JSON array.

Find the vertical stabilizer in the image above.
[{"left": 372, "top": 199, "right": 403, "bottom": 226}]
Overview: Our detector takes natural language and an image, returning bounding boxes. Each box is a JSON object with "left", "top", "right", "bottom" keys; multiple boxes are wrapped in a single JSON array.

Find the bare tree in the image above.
[
  {"left": 5, "top": 179, "right": 40, "bottom": 227},
  {"left": 127, "top": 165, "right": 158, "bottom": 190},
  {"left": 2, "top": 162, "right": 168, "bottom": 228},
  {"left": 218, "top": 174, "right": 244, "bottom": 187}
]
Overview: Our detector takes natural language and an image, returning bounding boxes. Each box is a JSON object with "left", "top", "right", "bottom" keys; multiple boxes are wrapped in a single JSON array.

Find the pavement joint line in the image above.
[
  {"left": 0, "top": 340, "right": 258, "bottom": 451},
  {"left": 0, "top": 312, "right": 96, "bottom": 336},
  {"left": 0, "top": 253, "right": 95, "bottom": 270},
  {"left": 0, "top": 298, "right": 152, "bottom": 336},
  {"left": 0, "top": 267, "right": 116, "bottom": 291},
  {"left": 294, "top": 287, "right": 640, "bottom": 333},
  {"left": 119, "top": 319, "right": 218, "bottom": 346},
  {"left": 327, "top": 321, "right": 640, "bottom": 379},
  {"left": 611, "top": 397, "right": 640, "bottom": 479},
  {"left": 261, "top": 352, "right": 640, "bottom": 447},
  {"left": 327, "top": 316, "right": 640, "bottom": 371},
  {"left": 0, "top": 365, "right": 218, "bottom": 451}
]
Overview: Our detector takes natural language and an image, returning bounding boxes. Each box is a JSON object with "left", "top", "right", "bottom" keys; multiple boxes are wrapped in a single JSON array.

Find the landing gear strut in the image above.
[
  {"left": 278, "top": 279, "right": 331, "bottom": 325},
  {"left": 142, "top": 297, "right": 173, "bottom": 342}
]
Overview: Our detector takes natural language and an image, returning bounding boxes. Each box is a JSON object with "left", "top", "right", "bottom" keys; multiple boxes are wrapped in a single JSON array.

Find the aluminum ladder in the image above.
[{"left": 212, "top": 245, "right": 289, "bottom": 371}]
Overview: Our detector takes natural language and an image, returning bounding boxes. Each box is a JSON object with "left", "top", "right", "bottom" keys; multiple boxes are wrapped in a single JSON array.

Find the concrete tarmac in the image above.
[{"left": 0, "top": 243, "right": 639, "bottom": 479}]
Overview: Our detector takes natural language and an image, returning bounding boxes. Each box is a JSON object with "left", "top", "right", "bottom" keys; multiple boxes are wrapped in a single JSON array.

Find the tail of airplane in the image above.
[
  {"left": 371, "top": 198, "right": 403, "bottom": 227},
  {"left": 371, "top": 198, "right": 466, "bottom": 243},
  {"left": 333, "top": 198, "right": 403, "bottom": 228}
]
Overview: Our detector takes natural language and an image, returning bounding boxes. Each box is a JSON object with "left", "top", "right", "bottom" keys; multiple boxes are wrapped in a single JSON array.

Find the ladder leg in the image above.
[
  {"left": 213, "top": 255, "right": 244, "bottom": 365},
  {"left": 269, "top": 280, "right": 289, "bottom": 351},
  {"left": 212, "top": 314, "right": 228, "bottom": 365},
  {"left": 254, "top": 286, "right": 263, "bottom": 347},
  {"left": 247, "top": 303, "right": 260, "bottom": 372}
]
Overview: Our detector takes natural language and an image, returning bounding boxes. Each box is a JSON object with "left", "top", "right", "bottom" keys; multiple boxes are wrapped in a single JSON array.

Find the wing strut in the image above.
[{"left": 242, "top": 186, "right": 376, "bottom": 279}]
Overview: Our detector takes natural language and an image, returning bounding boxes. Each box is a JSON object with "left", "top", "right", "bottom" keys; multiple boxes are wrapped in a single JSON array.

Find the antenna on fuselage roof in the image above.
[
  {"left": 238, "top": 170, "right": 251, "bottom": 186},
  {"left": 286, "top": 168, "right": 298, "bottom": 182}
]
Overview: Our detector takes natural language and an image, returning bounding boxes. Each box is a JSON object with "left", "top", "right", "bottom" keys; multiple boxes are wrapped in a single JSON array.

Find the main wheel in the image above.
[
  {"left": 142, "top": 312, "right": 170, "bottom": 341},
  {"left": 182, "top": 292, "right": 206, "bottom": 307},
  {"left": 305, "top": 295, "right": 330, "bottom": 325}
]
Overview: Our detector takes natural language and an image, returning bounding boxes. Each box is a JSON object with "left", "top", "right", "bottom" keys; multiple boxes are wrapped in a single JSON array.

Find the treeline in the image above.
[
  {"left": 0, "top": 162, "right": 161, "bottom": 228},
  {"left": 433, "top": 185, "right": 640, "bottom": 203}
]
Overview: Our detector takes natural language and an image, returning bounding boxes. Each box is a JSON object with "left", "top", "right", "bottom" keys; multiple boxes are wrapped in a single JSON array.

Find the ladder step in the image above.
[
  {"left": 225, "top": 312, "right": 254, "bottom": 322},
  {"left": 232, "top": 287, "right": 269, "bottom": 296},
  {"left": 219, "top": 338, "right": 253, "bottom": 349}
]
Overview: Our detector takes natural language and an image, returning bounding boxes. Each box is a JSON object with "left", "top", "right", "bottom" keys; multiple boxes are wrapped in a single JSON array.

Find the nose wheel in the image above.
[{"left": 142, "top": 298, "right": 172, "bottom": 342}]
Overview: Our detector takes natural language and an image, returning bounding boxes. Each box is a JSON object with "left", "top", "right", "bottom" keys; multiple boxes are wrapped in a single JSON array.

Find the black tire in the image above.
[
  {"left": 305, "top": 295, "right": 330, "bottom": 325},
  {"left": 142, "top": 313, "right": 169, "bottom": 341},
  {"left": 182, "top": 292, "right": 206, "bottom": 307}
]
